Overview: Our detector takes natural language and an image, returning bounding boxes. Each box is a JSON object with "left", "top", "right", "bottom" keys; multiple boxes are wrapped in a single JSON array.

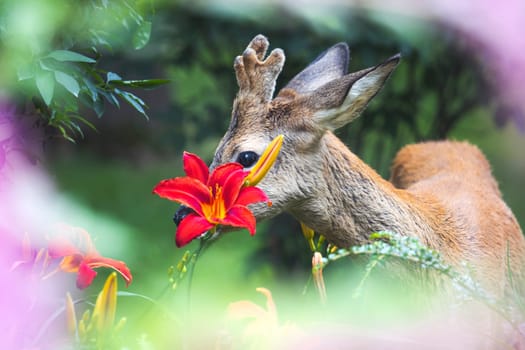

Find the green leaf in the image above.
[
  {"left": 89, "top": 29, "right": 111, "bottom": 49},
  {"left": 57, "top": 124, "right": 76, "bottom": 143},
  {"left": 109, "top": 79, "right": 170, "bottom": 89},
  {"left": 17, "top": 65, "right": 34, "bottom": 81},
  {"left": 70, "top": 114, "right": 97, "bottom": 132},
  {"left": 38, "top": 58, "right": 60, "bottom": 72},
  {"left": 106, "top": 72, "right": 122, "bottom": 83},
  {"left": 35, "top": 70, "right": 55, "bottom": 106},
  {"left": 100, "top": 91, "right": 120, "bottom": 108},
  {"left": 82, "top": 77, "right": 99, "bottom": 102},
  {"left": 93, "top": 97, "right": 104, "bottom": 118},
  {"left": 55, "top": 71, "right": 80, "bottom": 97},
  {"left": 65, "top": 121, "right": 84, "bottom": 138},
  {"left": 117, "top": 89, "right": 148, "bottom": 119},
  {"left": 132, "top": 20, "right": 151, "bottom": 50},
  {"left": 47, "top": 50, "right": 96, "bottom": 63}
]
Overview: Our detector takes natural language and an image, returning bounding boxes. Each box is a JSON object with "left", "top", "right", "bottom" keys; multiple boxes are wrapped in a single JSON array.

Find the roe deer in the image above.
[{"left": 202, "top": 35, "right": 525, "bottom": 290}]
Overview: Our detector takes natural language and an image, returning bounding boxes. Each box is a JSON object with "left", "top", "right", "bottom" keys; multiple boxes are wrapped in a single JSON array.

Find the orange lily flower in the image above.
[
  {"left": 48, "top": 226, "right": 132, "bottom": 289},
  {"left": 153, "top": 152, "right": 269, "bottom": 247},
  {"left": 225, "top": 288, "right": 303, "bottom": 348}
]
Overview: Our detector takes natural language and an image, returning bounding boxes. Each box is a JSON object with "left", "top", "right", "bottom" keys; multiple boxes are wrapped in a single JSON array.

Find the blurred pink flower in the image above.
[
  {"left": 0, "top": 221, "right": 65, "bottom": 350},
  {"left": 426, "top": 0, "right": 525, "bottom": 129},
  {"left": 0, "top": 108, "right": 70, "bottom": 349},
  {"left": 0, "top": 103, "right": 55, "bottom": 350}
]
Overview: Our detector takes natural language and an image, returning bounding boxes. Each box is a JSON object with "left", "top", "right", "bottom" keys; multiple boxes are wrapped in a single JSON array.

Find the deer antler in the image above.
[{"left": 234, "top": 35, "right": 285, "bottom": 103}]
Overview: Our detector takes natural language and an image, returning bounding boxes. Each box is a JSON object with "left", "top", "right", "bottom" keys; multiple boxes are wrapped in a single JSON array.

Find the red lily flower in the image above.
[
  {"left": 153, "top": 152, "right": 269, "bottom": 247},
  {"left": 48, "top": 226, "right": 132, "bottom": 289}
]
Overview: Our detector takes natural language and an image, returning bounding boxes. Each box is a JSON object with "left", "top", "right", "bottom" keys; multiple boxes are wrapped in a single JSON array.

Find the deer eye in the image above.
[{"left": 237, "top": 151, "right": 259, "bottom": 168}]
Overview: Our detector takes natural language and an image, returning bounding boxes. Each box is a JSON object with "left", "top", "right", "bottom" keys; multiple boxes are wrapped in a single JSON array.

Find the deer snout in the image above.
[{"left": 173, "top": 205, "right": 194, "bottom": 226}]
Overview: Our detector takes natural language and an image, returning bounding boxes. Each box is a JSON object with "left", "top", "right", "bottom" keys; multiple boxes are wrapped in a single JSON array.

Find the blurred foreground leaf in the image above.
[
  {"left": 133, "top": 20, "right": 152, "bottom": 50},
  {"left": 46, "top": 50, "right": 96, "bottom": 63},
  {"left": 35, "top": 70, "right": 55, "bottom": 106}
]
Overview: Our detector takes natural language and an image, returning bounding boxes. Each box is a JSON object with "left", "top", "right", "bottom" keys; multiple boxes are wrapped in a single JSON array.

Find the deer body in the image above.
[
  {"left": 209, "top": 35, "right": 525, "bottom": 288},
  {"left": 290, "top": 132, "right": 524, "bottom": 284}
]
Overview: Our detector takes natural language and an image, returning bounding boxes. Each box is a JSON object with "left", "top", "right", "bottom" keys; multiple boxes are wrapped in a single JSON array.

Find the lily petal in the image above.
[
  {"left": 227, "top": 300, "right": 268, "bottom": 320},
  {"left": 221, "top": 205, "right": 256, "bottom": 235},
  {"left": 222, "top": 169, "right": 250, "bottom": 210},
  {"left": 256, "top": 287, "right": 277, "bottom": 321},
  {"left": 236, "top": 186, "right": 268, "bottom": 207},
  {"left": 59, "top": 254, "right": 83, "bottom": 273},
  {"left": 83, "top": 256, "right": 133, "bottom": 287},
  {"left": 208, "top": 163, "right": 244, "bottom": 188},
  {"left": 153, "top": 177, "right": 211, "bottom": 216},
  {"left": 227, "top": 288, "right": 279, "bottom": 336},
  {"left": 48, "top": 238, "right": 82, "bottom": 259},
  {"left": 75, "top": 227, "right": 97, "bottom": 253},
  {"left": 76, "top": 262, "right": 98, "bottom": 289},
  {"left": 175, "top": 213, "right": 215, "bottom": 247},
  {"left": 183, "top": 152, "right": 209, "bottom": 183}
]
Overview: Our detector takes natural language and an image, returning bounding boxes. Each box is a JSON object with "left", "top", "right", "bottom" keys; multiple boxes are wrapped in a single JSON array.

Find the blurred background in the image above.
[{"left": 1, "top": 0, "right": 525, "bottom": 348}]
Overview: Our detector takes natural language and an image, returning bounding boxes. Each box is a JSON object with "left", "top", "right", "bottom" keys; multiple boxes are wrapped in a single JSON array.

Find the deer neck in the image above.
[{"left": 289, "top": 132, "right": 441, "bottom": 249}]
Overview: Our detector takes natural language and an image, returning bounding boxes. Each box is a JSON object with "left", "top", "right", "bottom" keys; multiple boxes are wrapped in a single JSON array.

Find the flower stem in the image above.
[
  {"left": 183, "top": 233, "right": 211, "bottom": 349},
  {"left": 185, "top": 238, "right": 207, "bottom": 310}
]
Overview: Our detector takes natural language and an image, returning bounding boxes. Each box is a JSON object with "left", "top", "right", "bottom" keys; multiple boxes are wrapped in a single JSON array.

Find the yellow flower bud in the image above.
[
  {"left": 92, "top": 272, "right": 118, "bottom": 332},
  {"left": 244, "top": 135, "right": 283, "bottom": 186}
]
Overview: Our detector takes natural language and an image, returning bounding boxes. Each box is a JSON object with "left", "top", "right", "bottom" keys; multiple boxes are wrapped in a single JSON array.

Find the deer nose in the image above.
[{"left": 173, "top": 205, "right": 195, "bottom": 226}]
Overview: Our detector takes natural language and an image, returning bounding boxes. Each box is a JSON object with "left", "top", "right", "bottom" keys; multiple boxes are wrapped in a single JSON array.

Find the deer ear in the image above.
[
  {"left": 311, "top": 54, "right": 400, "bottom": 131},
  {"left": 280, "top": 43, "right": 349, "bottom": 95}
]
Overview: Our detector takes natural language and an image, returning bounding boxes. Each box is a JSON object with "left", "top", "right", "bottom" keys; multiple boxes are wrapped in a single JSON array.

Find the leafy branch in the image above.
[
  {"left": 2, "top": 0, "right": 169, "bottom": 141},
  {"left": 321, "top": 232, "right": 523, "bottom": 328}
]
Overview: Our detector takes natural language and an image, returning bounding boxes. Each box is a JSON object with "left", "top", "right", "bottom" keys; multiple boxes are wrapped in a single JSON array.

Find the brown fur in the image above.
[{"left": 211, "top": 35, "right": 525, "bottom": 291}]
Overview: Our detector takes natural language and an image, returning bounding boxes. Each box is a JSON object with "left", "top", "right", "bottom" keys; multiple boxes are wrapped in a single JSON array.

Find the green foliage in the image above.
[
  {"left": 0, "top": 0, "right": 168, "bottom": 141},
  {"left": 133, "top": 20, "right": 152, "bottom": 50}
]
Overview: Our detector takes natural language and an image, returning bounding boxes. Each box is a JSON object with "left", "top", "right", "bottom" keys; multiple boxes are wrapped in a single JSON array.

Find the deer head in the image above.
[{"left": 209, "top": 35, "right": 400, "bottom": 226}]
